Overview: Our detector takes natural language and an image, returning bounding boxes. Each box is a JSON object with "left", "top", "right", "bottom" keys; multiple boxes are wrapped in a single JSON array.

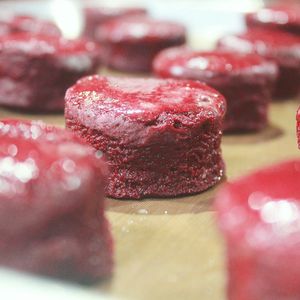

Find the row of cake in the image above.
[
  {"left": 1, "top": 5, "right": 300, "bottom": 134},
  {"left": 0, "top": 4, "right": 300, "bottom": 300}
]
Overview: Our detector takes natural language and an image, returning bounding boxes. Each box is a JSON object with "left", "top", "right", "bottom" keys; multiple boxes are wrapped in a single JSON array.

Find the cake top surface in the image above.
[
  {"left": 66, "top": 75, "right": 226, "bottom": 121},
  {"left": 0, "top": 119, "right": 106, "bottom": 172},
  {"left": 218, "top": 29, "right": 300, "bottom": 65},
  {"left": 65, "top": 76, "right": 226, "bottom": 145},
  {"left": 0, "top": 33, "right": 98, "bottom": 56},
  {"left": 84, "top": 6, "right": 147, "bottom": 17},
  {"left": 246, "top": 5, "right": 300, "bottom": 27},
  {"left": 0, "top": 14, "right": 61, "bottom": 37},
  {"left": 219, "top": 29, "right": 300, "bottom": 50},
  {"left": 153, "top": 47, "right": 277, "bottom": 78},
  {"left": 96, "top": 17, "right": 186, "bottom": 43}
]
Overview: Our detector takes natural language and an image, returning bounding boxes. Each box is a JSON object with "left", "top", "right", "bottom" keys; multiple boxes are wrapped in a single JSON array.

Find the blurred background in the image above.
[{"left": 0, "top": 0, "right": 268, "bottom": 46}]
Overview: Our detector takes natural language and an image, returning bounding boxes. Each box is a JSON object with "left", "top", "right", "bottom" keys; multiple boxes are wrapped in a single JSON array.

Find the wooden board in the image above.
[{"left": 0, "top": 99, "right": 298, "bottom": 300}]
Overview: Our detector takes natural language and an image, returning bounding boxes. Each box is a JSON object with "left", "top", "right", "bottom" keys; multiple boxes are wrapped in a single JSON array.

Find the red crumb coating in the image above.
[
  {"left": 246, "top": 5, "right": 300, "bottom": 35},
  {"left": 217, "top": 29, "right": 300, "bottom": 99},
  {"left": 0, "top": 33, "right": 101, "bottom": 112},
  {"left": 215, "top": 160, "right": 300, "bottom": 300},
  {"left": 153, "top": 48, "right": 278, "bottom": 132},
  {"left": 0, "top": 15, "right": 61, "bottom": 37},
  {"left": 65, "top": 75, "right": 226, "bottom": 199},
  {"left": 96, "top": 17, "right": 186, "bottom": 72},
  {"left": 0, "top": 119, "right": 113, "bottom": 283},
  {"left": 83, "top": 6, "right": 147, "bottom": 40}
]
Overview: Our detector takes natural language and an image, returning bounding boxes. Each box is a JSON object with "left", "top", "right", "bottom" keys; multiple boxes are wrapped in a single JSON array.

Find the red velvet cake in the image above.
[
  {"left": 65, "top": 76, "right": 226, "bottom": 199},
  {"left": 83, "top": 6, "right": 147, "bottom": 40},
  {"left": 0, "top": 15, "right": 61, "bottom": 37},
  {"left": 95, "top": 17, "right": 186, "bottom": 72},
  {"left": 0, "top": 119, "right": 113, "bottom": 283},
  {"left": 0, "top": 33, "right": 100, "bottom": 112},
  {"left": 217, "top": 29, "right": 300, "bottom": 99},
  {"left": 153, "top": 48, "right": 278, "bottom": 132},
  {"left": 246, "top": 5, "right": 300, "bottom": 35},
  {"left": 215, "top": 159, "right": 300, "bottom": 300}
]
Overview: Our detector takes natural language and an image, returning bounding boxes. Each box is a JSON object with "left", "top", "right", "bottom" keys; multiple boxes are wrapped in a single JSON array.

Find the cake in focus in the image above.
[{"left": 65, "top": 75, "right": 226, "bottom": 199}]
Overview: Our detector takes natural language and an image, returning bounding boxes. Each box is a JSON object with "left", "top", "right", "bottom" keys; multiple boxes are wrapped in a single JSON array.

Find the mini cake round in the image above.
[
  {"left": 95, "top": 17, "right": 186, "bottom": 72},
  {"left": 65, "top": 76, "right": 226, "bottom": 199},
  {"left": 154, "top": 48, "right": 278, "bottom": 132},
  {"left": 0, "top": 33, "right": 100, "bottom": 112},
  {"left": 217, "top": 29, "right": 300, "bottom": 99},
  {"left": 246, "top": 5, "right": 300, "bottom": 35},
  {"left": 83, "top": 6, "right": 147, "bottom": 40},
  {"left": 0, "top": 15, "right": 61, "bottom": 37},
  {"left": 215, "top": 160, "right": 300, "bottom": 300},
  {"left": 0, "top": 119, "right": 113, "bottom": 283}
]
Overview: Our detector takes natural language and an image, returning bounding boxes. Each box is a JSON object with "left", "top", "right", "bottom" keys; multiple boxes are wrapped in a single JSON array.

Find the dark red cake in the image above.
[
  {"left": 0, "top": 119, "right": 113, "bottom": 283},
  {"left": 95, "top": 17, "right": 186, "bottom": 72},
  {"left": 217, "top": 29, "right": 300, "bottom": 99},
  {"left": 246, "top": 5, "right": 300, "bottom": 35},
  {"left": 0, "top": 15, "right": 61, "bottom": 37},
  {"left": 153, "top": 48, "right": 278, "bottom": 132},
  {"left": 65, "top": 76, "right": 226, "bottom": 199},
  {"left": 83, "top": 6, "right": 147, "bottom": 40},
  {"left": 0, "top": 33, "right": 100, "bottom": 112},
  {"left": 215, "top": 159, "right": 300, "bottom": 300}
]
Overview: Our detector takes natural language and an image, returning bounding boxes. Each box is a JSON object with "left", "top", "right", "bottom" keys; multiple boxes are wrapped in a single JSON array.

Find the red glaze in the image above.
[
  {"left": 154, "top": 48, "right": 278, "bottom": 132},
  {"left": 246, "top": 5, "right": 300, "bottom": 34},
  {"left": 297, "top": 107, "right": 300, "bottom": 148},
  {"left": 0, "top": 33, "right": 101, "bottom": 112},
  {"left": 0, "top": 15, "right": 61, "bottom": 37},
  {"left": 0, "top": 119, "right": 113, "bottom": 283},
  {"left": 218, "top": 29, "right": 300, "bottom": 98},
  {"left": 83, "top": 6, "right": 147, "bottom": 40},
  {"left": 96, "top": 17, "right": 186, "bottom": 72},
  {"left": 215, "top": 159, "right": 300, "bottom": 300},
  {"left": 65, "top": 75, "right": 226, "bottom": 199}
]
